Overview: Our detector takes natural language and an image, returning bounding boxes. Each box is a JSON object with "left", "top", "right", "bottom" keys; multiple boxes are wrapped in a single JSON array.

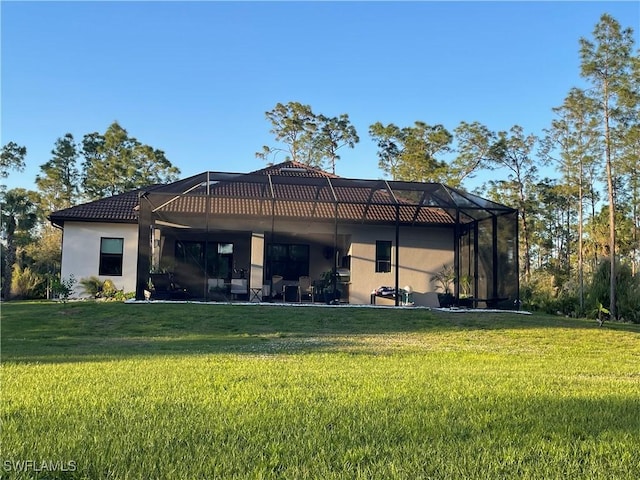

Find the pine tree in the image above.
[{"left": 35, "top": 133, "right": 80, "bottom": 214}]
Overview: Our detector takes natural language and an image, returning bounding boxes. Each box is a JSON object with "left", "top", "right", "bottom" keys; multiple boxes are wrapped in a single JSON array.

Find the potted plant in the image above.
[
  {"left": 318, "top": 269, "right": 340, "bottom": 304},
  {"left": 458, "top": 274, "right": 474, "bottom": 307},
  {"left": 431, "top": 265, "right": 455, "bottom": 307}
]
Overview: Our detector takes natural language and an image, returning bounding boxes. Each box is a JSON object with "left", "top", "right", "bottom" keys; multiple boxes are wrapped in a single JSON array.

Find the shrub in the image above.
[
  {"left": 102, "top": 279, "right": 118, "bottom": 298},
  {"left": 521, "top": 269, "right": 582, "bottom": 317},
  {"left": 10, "top": 265, "right": 43, "bottom": 299},
  {"left": 586, "top": 259, "right": 640, "bottom": 323},
  {"left": 112, "top": 290, "right": 135, "bottom": 302},
  {"left": 79, "top": 276, "right": 104, "bottom": 298},
  {"left": 52, "top": 275, "right": 76, "bottom": 303}
]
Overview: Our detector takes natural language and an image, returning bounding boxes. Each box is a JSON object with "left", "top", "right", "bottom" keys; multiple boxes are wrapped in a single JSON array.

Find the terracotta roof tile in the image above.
[
  {"left": 49, "top": 189, "right": 145, "bottom": 225},
  {"left": 51, "top": 162, "right": 458, "bottom": 226}
]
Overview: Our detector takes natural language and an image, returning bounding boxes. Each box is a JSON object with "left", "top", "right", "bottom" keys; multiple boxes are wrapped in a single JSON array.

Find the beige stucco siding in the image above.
[
  {"left": 346, "top": 225, "right": 454, "bottom": 306},
  {"left": 60, "top": 222, "right": 138, "bottom": 297}
]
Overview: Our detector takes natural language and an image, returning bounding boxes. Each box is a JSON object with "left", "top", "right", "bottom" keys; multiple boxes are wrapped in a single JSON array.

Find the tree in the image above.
[
  {"left": 487, "top": 125, "right": 541, "bottom": 280},
  {"left": 256, "top": 102, "right": 319, "bottom": 166},
  {"left": 448, "top": 121, "right": 499, "bottom": 188},
  {"left": 35, "top": 133, "right": 81, "bottom": 214},
  {"left": 314, "top": 114, "right": 359, "bottom": 174},
  {"left": 1, "top": 142, "right": 27, "bottom": 191},
  {"left": 368, "top": 122, "right": 403, "bottom": 179},
  {"left": 616, "top": 54, "right": 640, "bottom": 275},
  {"left": 580, "top": 13, "right": 637, "bottom": 318},
  {"left": 257, "top": 102, "right": 358, "bottom": 172},
  {"left": 369, "top": 121, "right": 451, "bottom": 182},
  {"left": 529, "top": 178, "right": 574, "bottom": 274},
  {"left": 618, "top": 122, "right": 640, "bottom": 275},
  {"left": 81, "top": 122, "right": 180, "bottom": 200},
  {"left": 1, "top": 189, "right": 39, "bottom": 299},
  {"left": 23, "top": 226, "right": 62, "bottom": 298},
  {"left": 543, "top": 87, "right": 601, "bottom": 310}
]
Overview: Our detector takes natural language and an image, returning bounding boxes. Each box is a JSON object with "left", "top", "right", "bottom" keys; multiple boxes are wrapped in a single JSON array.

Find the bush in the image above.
[
  {"left": 52, "top": 275, "right": 76, "bottom": 303},
  {"left": 79, "top": 276, "right": 104, "bottom": 298},
  {"left": 102, "top": 279, "right": 118, "bottom": 298},
  {"left": 521, "top": 269, "right": 583, "bottom": 317},
  {"left": 77, "top": 276, "right": 131, "bottom": 301},
  {"left": 10, "top": 265, "right": 43, "bottom": 299},
  {"left": 112, "top": 290, "right": 136, "bottom": 302},
  {"left": 586, "top": 259, "right": 640, "bottom": 323}
]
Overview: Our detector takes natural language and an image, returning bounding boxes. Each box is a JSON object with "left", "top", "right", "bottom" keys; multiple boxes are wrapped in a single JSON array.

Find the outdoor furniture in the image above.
[
  {"left": 230, "top": 279, "right": 248, "bottom": 300},
  {"left": 271, "top": 275, "right": 283, "bottom": 300},
  {"left": 150, "top": 273, "right": 188, "bottom": 300},
  {"left": 370, "top": 286, "right": 397, "bottom": 304},
  {"left": 284, "top": 284, "right": 298, "bottom": 302},
  {"left": 298, "top": 276, "right": 314, "bottom": 302},
  {"left": 207, "top": 278, "right": 226, "bottom": 294},
  {"left": 261, "top": 284, "right": 271, "bottom": 301},
  {"left": 207, "top": 278, "right": 228, "bottom": 301},
  {"left": 249, "top": 287, "right": 262, "bottom": 302}
]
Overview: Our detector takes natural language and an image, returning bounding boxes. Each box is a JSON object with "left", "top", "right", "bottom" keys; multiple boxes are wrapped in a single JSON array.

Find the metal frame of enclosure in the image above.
[{"left": 135, "top": 170, "right": 519, "bottom": 307}]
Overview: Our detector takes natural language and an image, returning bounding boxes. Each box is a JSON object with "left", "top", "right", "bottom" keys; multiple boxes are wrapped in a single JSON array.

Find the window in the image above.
[
  {"left": 99, "top": 238, "right": 124, "bottom": 276},
  {"left": 266, "top": 243, "right": 309, "bottom": 281},
  {"left": 375, "top": 240, "right": 392, "bottom": 273}
]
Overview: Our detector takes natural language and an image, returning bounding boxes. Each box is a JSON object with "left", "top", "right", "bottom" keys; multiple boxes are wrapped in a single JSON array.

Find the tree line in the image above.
[
  {"left": 0, "top": 122, "right": 180, "bottom": 300},
  {"left": 1, "top": 14, "right": 638, "bottom": 321}
]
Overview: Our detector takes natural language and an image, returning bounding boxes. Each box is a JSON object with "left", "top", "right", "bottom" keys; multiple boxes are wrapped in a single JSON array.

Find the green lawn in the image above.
[{"left": 2, "top": 302, "right": 639, "bottom": 479}]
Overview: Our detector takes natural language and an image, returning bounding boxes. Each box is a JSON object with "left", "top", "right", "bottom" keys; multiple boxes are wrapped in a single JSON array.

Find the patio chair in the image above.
[
  {"left": 230, "top": 279, "right": 248, "bottom": 301},
  {"left": 298, "top": 276, "right": 314, "bottom": 302},
  {"left": 271, "top": 275, "right": 283, "bottom": 301}
]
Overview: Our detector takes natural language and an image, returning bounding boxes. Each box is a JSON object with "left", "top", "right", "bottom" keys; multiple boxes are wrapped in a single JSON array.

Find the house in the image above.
[{"left": 49, "top": 161, "right": 519, "bottom": 308}]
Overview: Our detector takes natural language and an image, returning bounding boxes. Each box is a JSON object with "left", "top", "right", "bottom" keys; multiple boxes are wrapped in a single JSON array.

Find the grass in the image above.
[{"left": 1, "top": 302, "right": 639, "bottom": 479}]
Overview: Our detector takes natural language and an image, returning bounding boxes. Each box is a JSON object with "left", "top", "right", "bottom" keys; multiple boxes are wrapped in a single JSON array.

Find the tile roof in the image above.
[
  {"left": 154, "top": 182, "right": 456, "bottom": 225},
  {"left": 52, "top": 161, "right": 511, "bottom": 227},
  {"left": 252, "top": 160, "right": 340, "bottom": 178},
  {"left": 49, "top": 188, "right": 149, "bottom": 226}
]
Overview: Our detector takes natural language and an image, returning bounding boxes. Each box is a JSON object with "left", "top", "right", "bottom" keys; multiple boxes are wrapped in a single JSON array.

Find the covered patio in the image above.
[{"left": 135, "top": 164, "right": 519, "bottom": 308}]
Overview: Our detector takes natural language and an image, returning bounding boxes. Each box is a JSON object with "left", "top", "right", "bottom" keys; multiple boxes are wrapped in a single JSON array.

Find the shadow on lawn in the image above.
[{"left": 2, "top": 301, "right": 638, "bottom": 363}]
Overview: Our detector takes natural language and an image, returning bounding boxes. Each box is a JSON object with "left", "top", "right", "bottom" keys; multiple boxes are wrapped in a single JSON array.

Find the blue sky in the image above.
[{"left": 2, "top": 1, "right": 639, "bottom": 193}]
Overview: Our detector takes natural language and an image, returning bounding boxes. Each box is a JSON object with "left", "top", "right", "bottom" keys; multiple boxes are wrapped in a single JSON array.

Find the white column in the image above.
[{"left": 250, "top": 232, "right": 265, "bottom": 301}]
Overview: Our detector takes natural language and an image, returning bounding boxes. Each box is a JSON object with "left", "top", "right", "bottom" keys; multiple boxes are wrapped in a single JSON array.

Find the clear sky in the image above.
[{"left": 2, "top": 1, "right": 639, "bottom": 193}]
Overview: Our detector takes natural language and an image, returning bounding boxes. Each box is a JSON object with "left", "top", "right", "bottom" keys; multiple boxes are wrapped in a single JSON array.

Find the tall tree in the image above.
[
  {"left": 257, "top": 102, "right": 358, "bottom": 172},
  {"left": 256, "top": 102, "right": 319, "bottom": 166},
  {"left": 618, "top": 123, "right": 640, "bottom": 275},
  {"left": 543, "top": 87, "right": 601, "bottom": 310},
  {"left": 129, "top": 144, "right": 178, "bottom": 188},
  {"left": 448, "top": 121, "right": 499, "bottom": 188},
  {"left": 314, "top": 114, "right": 359, "bottom": 174},
  {"left": 35, "top": 133, "right": 81, "bottom": 214},
  {"left": 1, "top": 189, "right": 39, "bottom": 299},
  {"left": 616, "top": 54, "right": 640, "bottom": 275},
  {"left": 81, "top": 122, "right": 180, "bottom": 200},
  {"left": 529, "top": 178, "right": 574, "bottom": 274},
  {"left": 1, "top": 142, "right": 27, "bottom": 191},
  {"left": 488, "top": 125, "right": 541, "bottom": 280},
  {"left": 580, "top": 13, "right": 637, "bottom": 318},
  {"left": 369, "top": 121, "right": 451, "bottom": 182},
  {"left": 368, "top": 122, "right": 403, "bottom": 179}
]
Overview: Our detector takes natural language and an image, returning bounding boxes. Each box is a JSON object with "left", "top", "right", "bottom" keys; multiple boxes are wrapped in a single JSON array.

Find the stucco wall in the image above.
[
  {"left": 61, "top": 222, "right": 139, "bottom": 297},
  {"left": 345, "top": 225, "right": 454, "bottom": 306}
]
